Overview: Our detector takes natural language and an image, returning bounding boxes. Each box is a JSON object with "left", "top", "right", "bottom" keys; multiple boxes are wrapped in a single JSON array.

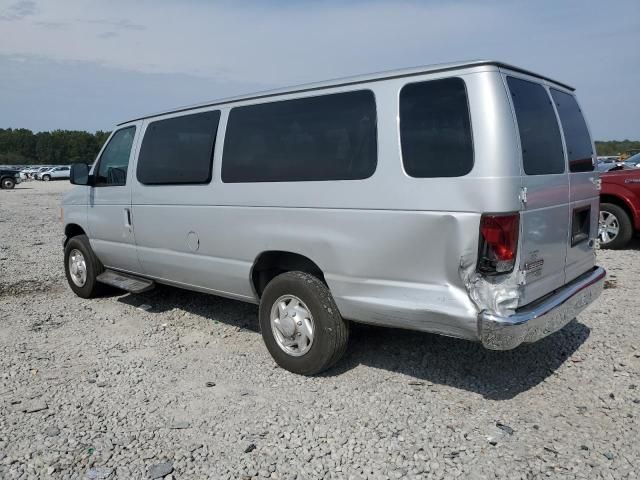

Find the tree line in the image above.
[
  {"left": 0, "top": 127, "right": 639, "bottom": 165},
  {"left": 594, "top": 140, "right": 640, "bottom": 157},
  {"left": 0, "top": 128, "right": 111, "bottom": 165}
]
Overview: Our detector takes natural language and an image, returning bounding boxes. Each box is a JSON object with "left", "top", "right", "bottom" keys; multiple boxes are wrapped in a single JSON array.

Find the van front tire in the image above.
[
  {"left": 259, "top": 271, "right": 349, "bottom": 375},
  {"left": 599, "top": 203, "right": 632, "bottom": 249},
  {"left": 64, "top": 235, "right": 105, "bottom": 298}
]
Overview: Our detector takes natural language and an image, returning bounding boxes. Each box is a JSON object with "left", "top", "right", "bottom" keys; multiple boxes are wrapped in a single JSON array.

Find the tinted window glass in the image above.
[
  {"left": 550, "top": 89, "right": 594, "bottom": 172},
  {"left": 96, "top": 127, "right": 136, "bottom": 186},
  {"left": 137, "top": 111, "right": 220, "bottom": 185},
  {"left": 222, "top": 90, "right": 377, "bottom": 183},
  {"left": 507, "top": 77, "right": 564, "bottom": 175},
  {"left": 400, "top": 77, "right": 473, "bottom": 178}
]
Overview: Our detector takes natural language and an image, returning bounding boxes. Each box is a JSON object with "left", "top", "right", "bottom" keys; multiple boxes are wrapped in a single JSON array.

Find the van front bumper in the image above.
[{"left": 479, "top": 266, "right": 606, "bottom": 350}]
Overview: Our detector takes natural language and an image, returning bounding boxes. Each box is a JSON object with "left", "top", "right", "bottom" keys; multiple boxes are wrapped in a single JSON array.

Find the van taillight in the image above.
[{"left": 477, "top": 213, "right": 519, "bottom": 275}]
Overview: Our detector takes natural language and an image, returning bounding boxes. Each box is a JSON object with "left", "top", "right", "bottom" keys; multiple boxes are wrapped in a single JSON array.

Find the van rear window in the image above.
[
  {"left": 550, "top": 89, "right": 594, "bottom": 172},
  {"left": 222, "top": 90, "right": 377, "bottom": 183},
  {"left": 137, "top": 111, "right": 220, "bottom": 185},
  {"left": 507, "top": 77, "right": 565, "bottom": 175},
  {"left": 399, "top": 78, "right": 473, "bottom": 178}
]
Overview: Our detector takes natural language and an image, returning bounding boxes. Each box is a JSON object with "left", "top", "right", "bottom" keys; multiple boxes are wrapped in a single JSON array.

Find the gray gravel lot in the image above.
[{"left": 1, "top": 181, "right": 639, "bottom": 479}]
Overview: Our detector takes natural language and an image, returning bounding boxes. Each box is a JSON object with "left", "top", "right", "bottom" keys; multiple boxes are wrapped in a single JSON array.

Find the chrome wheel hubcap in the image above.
[
  {"left": 270, "top": 295, "right": 314, "bottom": 357},
  {"left": 599, "top": 211, "right": 619, "bottom": 244},
  {"left": 68, "top": 249, "right": 87, "bottom": 287}
]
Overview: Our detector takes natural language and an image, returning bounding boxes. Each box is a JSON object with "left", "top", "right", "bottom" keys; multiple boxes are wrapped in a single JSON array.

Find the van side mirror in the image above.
[{"left": 70, "top": 163, "right": 92, "bottom": 186}]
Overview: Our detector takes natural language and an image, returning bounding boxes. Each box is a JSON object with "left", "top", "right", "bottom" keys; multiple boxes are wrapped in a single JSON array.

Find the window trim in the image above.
[
  {"left": 220, "top": 88, "right": 378, "bottom": 183},
  {"left": 136, "top": 110, "right": 221, "bottom": 186},
  {"left": 93, "top": 125, "right": 137, "bottom": 188},
  {"left": 398, "top": 76, "right": 475, "bottom": 179}
]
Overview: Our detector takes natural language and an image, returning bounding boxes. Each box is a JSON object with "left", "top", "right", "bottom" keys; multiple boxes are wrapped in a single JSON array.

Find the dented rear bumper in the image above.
[{"left": 479, "top": 266, "right": 606, "bottom": 350}]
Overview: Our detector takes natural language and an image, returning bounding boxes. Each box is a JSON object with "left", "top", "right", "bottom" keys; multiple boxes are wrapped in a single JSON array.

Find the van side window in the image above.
[
  {"left": 400, "top": 77, "right": 473, "bottom": 178},
  {"left": 507, "top": 77, "right": 564, "bottom": 175},
  {"left": 95, "top": 126, "right": 136, "bottom": 186},
  {"left": 550, "top": 89, "right": 594, "bottom": 173},
  {"left": 137, "top": 111, "right": 221, "bottom": 185},
  {"left": 221, "top": 90, "right": 377, "bottom": 183}
]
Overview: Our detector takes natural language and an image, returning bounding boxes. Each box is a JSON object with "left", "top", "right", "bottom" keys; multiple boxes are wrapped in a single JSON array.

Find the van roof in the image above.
[{"left": 118, "top": 60, "right": 574, "bottom": 125}]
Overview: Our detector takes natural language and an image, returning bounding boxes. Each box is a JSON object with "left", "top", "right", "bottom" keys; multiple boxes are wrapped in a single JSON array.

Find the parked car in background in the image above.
[
  {"left": 623, "top": 152, "right": 640, "bottom": 169},
  {"left": 33, "top": 166, "right": 54, "bottom": 180},
  {"left": 597, "top": 162, "right": 635, "bottom": 173},
  {"left": 596, "top": 156, "right": 621, "bottom": 172},
  {"left": 599, "top": 168, "right": 640, "bottom": 248},
  {"left": 597, "top": 156, "right": 620, "bottom": 163},
  {"left": 0, "top": 167, "right": 22, "bottom": 189},
  {"left": 40, "top": 166, "right": 71, "bottom": 181},
  {"left": 620, "top": 149, "right": 640, "bottom": 161},
  {"left": 20, "top": 167, "right": 39, "bottom": 178},
  {"left": 597, "top": 162, "right": 617, "bottom": 172}
]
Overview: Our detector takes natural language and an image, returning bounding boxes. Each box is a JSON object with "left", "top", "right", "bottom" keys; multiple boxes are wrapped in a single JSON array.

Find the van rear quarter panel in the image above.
[{"left": 131, "top": 68, "right": 523, "bottom": 341}]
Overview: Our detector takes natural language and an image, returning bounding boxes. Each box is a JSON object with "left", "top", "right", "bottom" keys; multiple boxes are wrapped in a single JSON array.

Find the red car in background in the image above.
[{"left": 600, "top": 167, "right": 640, "bottom": 248}]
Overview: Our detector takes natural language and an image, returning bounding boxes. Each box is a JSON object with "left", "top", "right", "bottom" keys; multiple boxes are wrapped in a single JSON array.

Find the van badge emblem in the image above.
[{"left": 524, "top": 258, "right": 544, "bottom": 272}]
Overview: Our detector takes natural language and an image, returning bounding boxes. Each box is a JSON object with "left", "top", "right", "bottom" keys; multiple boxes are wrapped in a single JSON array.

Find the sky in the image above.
[{"left": 0, "top": 0, "right": 638, "bottom": 140}]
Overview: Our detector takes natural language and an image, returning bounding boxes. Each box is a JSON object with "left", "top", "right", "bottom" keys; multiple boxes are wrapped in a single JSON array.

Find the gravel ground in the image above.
[{"left": 1, "top": 181, "right": 638, "bottom": 480}]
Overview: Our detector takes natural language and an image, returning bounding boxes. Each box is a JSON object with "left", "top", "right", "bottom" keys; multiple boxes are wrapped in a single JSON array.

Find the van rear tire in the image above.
[
  {"left": 599, "top": 203, "right": 632, "bottom": 249},
  {"left": 259, "top": 271, "right": 349, "bottom": 375}
]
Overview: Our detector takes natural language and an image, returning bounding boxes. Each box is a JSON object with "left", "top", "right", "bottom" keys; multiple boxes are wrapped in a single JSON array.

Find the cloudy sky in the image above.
[{"left": 0, "top": 0, "right": 638, "bottom": 139}]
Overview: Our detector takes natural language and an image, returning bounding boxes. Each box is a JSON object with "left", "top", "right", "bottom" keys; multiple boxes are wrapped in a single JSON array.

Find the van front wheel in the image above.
[
  {"left": 259, "top": 271, "right": 349, "bottom": 375},
  {"left": 64, "top": 235, "right": 105, "bottom": 298}
]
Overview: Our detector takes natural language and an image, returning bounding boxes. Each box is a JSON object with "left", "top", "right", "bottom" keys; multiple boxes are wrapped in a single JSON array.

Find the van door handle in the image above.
[{"left": 123, "top": 208, "right": 132, "bottom": 230}]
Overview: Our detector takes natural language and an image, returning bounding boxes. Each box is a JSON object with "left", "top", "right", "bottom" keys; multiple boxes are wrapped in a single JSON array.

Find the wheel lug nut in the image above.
[{"left": 296, "top": 321, "right": 302, "bottom": 326}]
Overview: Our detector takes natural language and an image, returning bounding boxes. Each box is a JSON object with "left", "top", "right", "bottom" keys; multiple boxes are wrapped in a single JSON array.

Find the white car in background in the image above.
[
  {"left": 39, "top": 166, "right": 71, "bottom": 181},
  {"left": 623, "top": 152, "right": 640, "bottom": 168},
  {"left": 21, "top": 167, "right": 41, "bottom": 179},
  {"left": 33, "top": 166, "right": 54, "bottom": 179}
]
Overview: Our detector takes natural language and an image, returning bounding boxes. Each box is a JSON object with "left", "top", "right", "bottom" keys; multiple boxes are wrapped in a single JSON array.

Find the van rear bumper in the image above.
[{"left": 479, "top": 266, "right": 606, "bottom": 350}]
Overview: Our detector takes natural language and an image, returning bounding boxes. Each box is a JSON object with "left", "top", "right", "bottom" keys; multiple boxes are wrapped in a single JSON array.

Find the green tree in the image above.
[
  {"left": 595, "top": 140, "right": 640, "bottom": 157},
  {"left": 0, "top": 129, "right": 111, "bottom": 165}
]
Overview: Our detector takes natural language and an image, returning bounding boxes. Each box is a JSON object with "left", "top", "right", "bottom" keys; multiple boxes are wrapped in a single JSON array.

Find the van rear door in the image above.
[
  {"left": 506, "top": 75, "right": 570, "bottom": 306},
  {"left": 549, "top": 88, "right": 598, "bottom": 282}
]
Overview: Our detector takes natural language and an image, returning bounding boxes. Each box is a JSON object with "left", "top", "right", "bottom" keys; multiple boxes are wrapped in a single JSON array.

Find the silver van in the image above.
[{"left": 62, "top": 60, "right": 606, "bottom": 375}]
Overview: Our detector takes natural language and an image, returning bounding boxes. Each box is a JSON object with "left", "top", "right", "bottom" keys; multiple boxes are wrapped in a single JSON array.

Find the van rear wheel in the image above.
[
  {"left": 259, "top": 271, "right": 349, "bottom": 375},
  {"left": 599, "top": 203, "right": 632, "bottom": 249}
]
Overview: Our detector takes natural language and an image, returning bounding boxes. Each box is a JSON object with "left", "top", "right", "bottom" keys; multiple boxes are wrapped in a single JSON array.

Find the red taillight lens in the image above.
[{"left": 477, "top": 213, "right": 519, "bottom": 275}]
